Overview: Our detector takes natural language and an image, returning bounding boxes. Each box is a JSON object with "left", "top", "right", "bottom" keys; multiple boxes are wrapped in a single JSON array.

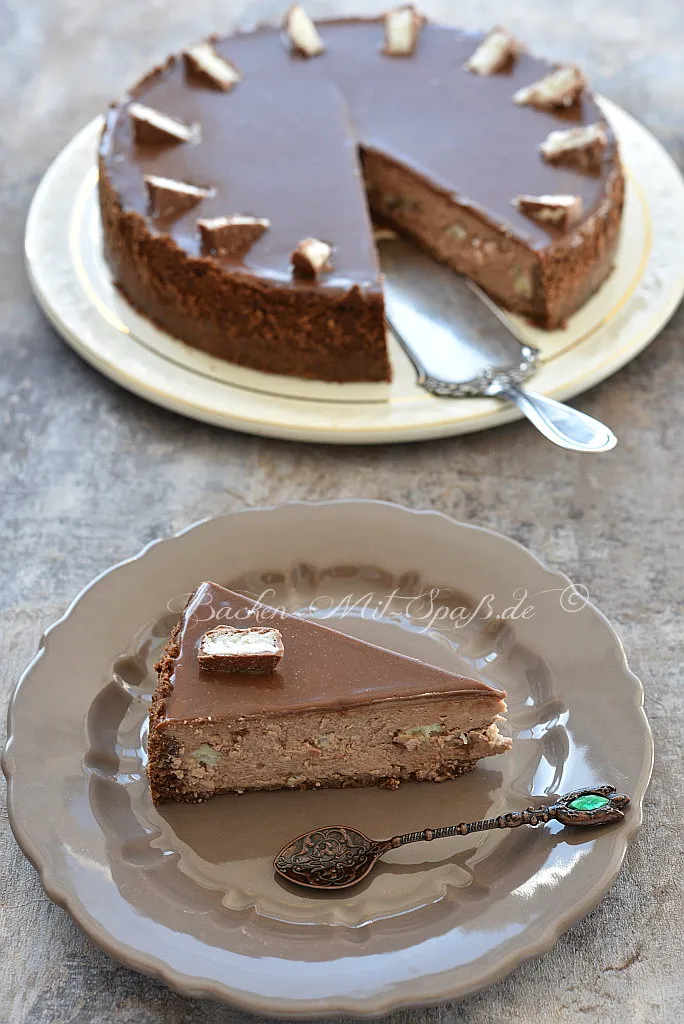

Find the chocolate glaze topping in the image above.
[
  {"left": 101, "top": 18, "right": 617, "bottom": 298},
  {"left": 161, "top": 581, "right": 504, "bottom": 723}
]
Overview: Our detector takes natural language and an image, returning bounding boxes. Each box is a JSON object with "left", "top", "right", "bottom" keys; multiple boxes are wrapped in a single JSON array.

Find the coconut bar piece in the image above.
[
  {"left": 184, "top": 42, "right": 242, "bottom": 92},
  {"left": 284, "top": 4, "right": 325, "bottom": 58},
  {"left": 383, "top": 5, "right": 422, "bottom": 57},
  {"left": 513, "top": 193, "right": 584, "bottom": 231},
  {"left": 129, "top": 103, "right": 199, "bottom": 146},
  {"left": 513, "top": 65, "right": 586, "bottom": 109},
  {"left": 148, "top": 581, "right": 511, "bottom": 802},
  {"left": 198, "top": 216, "right": 270, "bottom": 257},
  {"left": 539, "top": 123, "right": 608, "bottom": 174},
  {"left": 291, "top": 237, "right": 333, "bottom": 279},
  {"left": 145, "top": 175, "right": 213, "bottom": 220},
  {"left": 464, "top": 27, "right": 518, "bottom": 75},
  {"left": 198, "top": 625, "right": 284, "bottom": 673}
]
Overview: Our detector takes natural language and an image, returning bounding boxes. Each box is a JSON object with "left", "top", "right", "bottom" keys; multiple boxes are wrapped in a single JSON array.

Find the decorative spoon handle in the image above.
[
  {"left": 274, "top": 786, "right": 630, "bottom": 891},
  {"left": 381, "top": 784, "right": 629, "bottom": 853}
]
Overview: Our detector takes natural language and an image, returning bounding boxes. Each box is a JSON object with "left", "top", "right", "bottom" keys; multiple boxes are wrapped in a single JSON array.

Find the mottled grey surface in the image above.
[{"left": 1, "top": 0, "right": 683, "bottom": 1021}]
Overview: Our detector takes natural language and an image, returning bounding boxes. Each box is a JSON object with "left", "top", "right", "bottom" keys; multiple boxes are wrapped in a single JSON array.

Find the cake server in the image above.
[
  {"left": 274, "top": 785, "right": 630, "bottom": 891},
  {"left": 379, "top": 234, "right": 617, "bottom": 453}
]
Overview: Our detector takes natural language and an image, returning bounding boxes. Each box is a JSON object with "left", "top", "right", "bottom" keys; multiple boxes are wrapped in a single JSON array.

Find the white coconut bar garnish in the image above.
[
  {"left": 539, "top": 123, "right": 608, "bottom": 174},
  {"left": 513, "top": 65, "right": 586, "bottom": 109},
  {"left": 291, "top": 238, "right": 333, "bottom": 278},
  {"left": 129, "top": 103, "right": 200, "bottom": 146},
  {"left": 198, "top": 625, "right": 284, "bottom": 674},
  {"left": 513, "top": 193, "right": 584, "bottom": 231},
  {"left": 198, "top": 216, "right": 270, "bottom": 257},
  {"left": 145, "top": 175, "right": 213, "bottom": 220},
  {"left": 383, "top": 5, "right": 422, "bottom": 57},
  {"left": 201, "top": 628, "right": 282, "bottom": 655},
  {"left": 465, "top": 27, "right": 518, "bottom": 75},
  {"left": 184, "top": 42, "right": 242, "bottom": 91},
  {"left": 284, "top": 4, "right": 325, "bottom": 58}
]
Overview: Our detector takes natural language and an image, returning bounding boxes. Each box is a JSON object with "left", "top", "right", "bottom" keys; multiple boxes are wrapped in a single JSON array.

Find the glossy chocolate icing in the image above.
[
  {"left": 100, "top": 18, "right": 617, "bottom": 297},
  {"left": 162, "top": 581, "right": 504, "bottom": 723}
]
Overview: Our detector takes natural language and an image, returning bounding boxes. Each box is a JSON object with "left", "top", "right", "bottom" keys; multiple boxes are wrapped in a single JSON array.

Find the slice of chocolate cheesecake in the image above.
[{"left": 148, "top": 581, "right": 511, "bottom": 803}]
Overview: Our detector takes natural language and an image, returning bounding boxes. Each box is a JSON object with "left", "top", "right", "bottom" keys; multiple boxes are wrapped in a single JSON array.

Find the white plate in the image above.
[{"left": 26, "top": 100, "right": 684, "bottom": 444}]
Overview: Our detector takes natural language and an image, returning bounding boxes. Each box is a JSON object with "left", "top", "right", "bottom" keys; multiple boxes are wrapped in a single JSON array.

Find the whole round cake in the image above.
[{"left": 98, "top": 5, "right": 624, "bottom": 383}]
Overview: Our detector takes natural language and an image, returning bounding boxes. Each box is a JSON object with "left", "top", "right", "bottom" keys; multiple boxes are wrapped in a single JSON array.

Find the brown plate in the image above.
[{"left": 2, "top": 501, "right": 652, "bottom": 1016}]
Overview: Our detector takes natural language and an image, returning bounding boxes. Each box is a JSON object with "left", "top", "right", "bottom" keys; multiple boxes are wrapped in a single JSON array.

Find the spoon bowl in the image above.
[{"left": 274, "top": 825, "right": 389, "bottom": 890}]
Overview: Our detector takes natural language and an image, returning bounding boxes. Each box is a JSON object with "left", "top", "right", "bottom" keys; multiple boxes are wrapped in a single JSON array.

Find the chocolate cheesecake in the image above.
[
  {"left": 148, "top": 582, "right": 511, "bottom": 802},
  {"left": 99, "top": 6, "right": 624, "bottom": 383}
]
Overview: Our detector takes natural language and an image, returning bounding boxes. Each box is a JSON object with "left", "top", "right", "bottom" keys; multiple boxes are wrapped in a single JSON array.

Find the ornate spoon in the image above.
[{"left": 274, "top": 786, "right": 630, "bottom": 891}]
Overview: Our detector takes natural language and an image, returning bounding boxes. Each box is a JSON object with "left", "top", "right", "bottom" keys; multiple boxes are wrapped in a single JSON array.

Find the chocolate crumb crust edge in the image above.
[
  {"left": 98, "top": 159, "right": 390, "bottom": 383},
  {"left": 148, "top": 618, "right": 184, "bottom": 803}
]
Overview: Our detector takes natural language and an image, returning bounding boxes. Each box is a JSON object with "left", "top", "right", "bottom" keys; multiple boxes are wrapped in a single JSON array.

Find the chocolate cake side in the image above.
[
  {"left": 98, "top": 147, "right": 389, "bottom": 385},
  {"left": 536, "top": 169, "right": 625, "bottom": 328},
  {"left": 147, "top": 582, "right": 511, "bottom": 804}
]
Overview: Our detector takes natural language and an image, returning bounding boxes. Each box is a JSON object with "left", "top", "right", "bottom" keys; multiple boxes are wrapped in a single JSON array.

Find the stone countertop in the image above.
[{"left": 1, "top": 1, "right": 682, "bottom": 1021}]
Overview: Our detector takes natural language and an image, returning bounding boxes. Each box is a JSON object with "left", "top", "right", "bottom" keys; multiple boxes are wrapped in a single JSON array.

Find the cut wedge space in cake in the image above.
[{"left": 148, "top": 581, "right": 511, "bottom": 802}]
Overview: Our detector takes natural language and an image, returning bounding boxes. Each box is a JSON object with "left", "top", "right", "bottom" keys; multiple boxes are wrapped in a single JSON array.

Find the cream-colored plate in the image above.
[{"left": 26, "top": 100, "right": 684, "bottom": 443}]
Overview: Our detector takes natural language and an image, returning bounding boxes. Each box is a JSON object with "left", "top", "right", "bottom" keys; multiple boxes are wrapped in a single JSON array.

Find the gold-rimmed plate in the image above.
[
  {"left": 2, "top": 502, "right": 653, "bottom": 1015},
  {"left": 26, "top": 100, "right": 684, "bottom": 442}
]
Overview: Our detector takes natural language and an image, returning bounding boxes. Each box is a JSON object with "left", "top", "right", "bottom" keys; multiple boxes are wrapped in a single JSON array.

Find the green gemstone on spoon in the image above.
[{"left": 569, "top": 794, "right": 610, "bottom": 811}]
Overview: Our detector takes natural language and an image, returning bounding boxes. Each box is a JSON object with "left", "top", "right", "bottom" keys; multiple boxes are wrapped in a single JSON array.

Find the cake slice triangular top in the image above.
[{"left": 148, "top": 581, "right": 510, "bottom": 802}]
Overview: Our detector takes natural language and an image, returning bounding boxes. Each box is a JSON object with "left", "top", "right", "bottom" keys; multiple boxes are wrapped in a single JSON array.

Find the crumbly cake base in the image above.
[
  {"left": 149, "top": 754, "right": 478, "bottom": 803},
  {"left": 148, "top": 621, "right": 511, "bottom": 804}
]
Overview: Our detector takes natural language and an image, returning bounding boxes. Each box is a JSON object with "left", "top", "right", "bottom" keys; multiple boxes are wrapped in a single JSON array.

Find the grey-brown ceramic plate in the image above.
[{"left": 3, "top": 501, "right": 652, "bottom": 1016}]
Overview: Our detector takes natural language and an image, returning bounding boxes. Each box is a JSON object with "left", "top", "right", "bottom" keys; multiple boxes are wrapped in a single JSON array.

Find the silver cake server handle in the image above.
[
  {"left": 391, "top": 318, "right": 617, "bottom": 453},
  {"left": 379, "top": 233, "right": 617, "bottom": 453},
  {"left": 484, "top": 379, "right": 616, "bottom": 452}
]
